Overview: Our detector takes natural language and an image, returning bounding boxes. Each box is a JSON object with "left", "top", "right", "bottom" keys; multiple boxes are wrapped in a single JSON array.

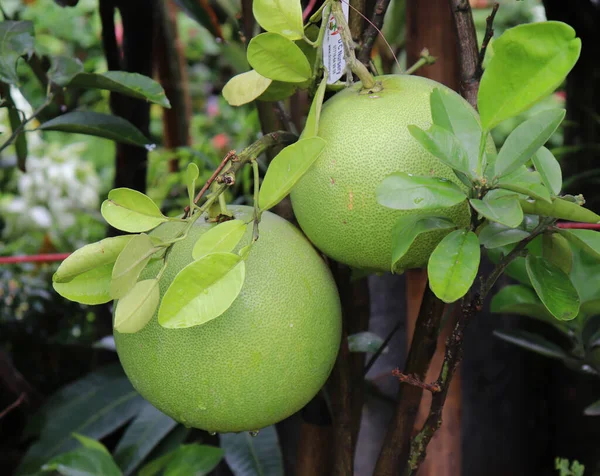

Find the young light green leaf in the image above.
[
  {"left": 428, "top": 230, "right": 481, "bottom": 303},
  {"left": 47, "top": 56, "right": 84, "bottom": 87},
  {"left": 532, "top": 146, "right": 562, "bottom": 196},
  {"left": 72, "top": 434, "right": 111, "bottom": 455},
  {"left": 69, "top": 71, "right": 171, "bottom": 108},
  {"left": 111, "top": 234, "right": 157, "bottom": 299},
  {"left": 158, "top": 252, "right": 245, "bottom": 329},
  {"left": 376, "top": 172, "right": 467, "bottom": 211},
  {"left": 490, "top": 285, "right": 555, "bottom": 322},
  {"left": 493, "top": 329, "right": 569, "bottom": 361},
  {"left": 38, "top": 111, "right": 152, "bottom": 147},
  {"left": 253, "top": 0, "right": 304, "bottom": 40},
  {"left": 469, "top": 195, "right": 523, "bottom": 228},
  {"left": 558, "top": 229, "right": 600, "bottom": 261},
  {"left": 542, "top": 232, "right": 573, "bottom": 275},
  {"left": 430, "top": 87, "right": 483, "bottom": 174},
  {"left": 247, "top": 32, "right": 312, "bottom": 83},
  {"left": 390, "top": 215, "right": 456, "bottom": 272},
  {"left": 101, "top": 188, "right": 168, "bottom": 233},
  {"left": 303, "top": 74, "right": 328, "bottom": 139},
  {"left": 186, "top": 163, "right": 199, "bottom": 207},
  {"left": 53, "top": 235, "right": 133, "bottom": 283},
  {"left": 496, "top": 166, "right": 552, "bottom": 203},
  {"left": 41, "top": 446, "right": 122, "bottom": 476},
  {"left": 259, "top": 137, "right": 326, "bottom": 211},
  {"left": 114, "top": 279, "right": 160, "bottom": 334},
  {"left": 408, "top": 124, "right": 472, "bottom": 177},
  {"left": 478, "top": 21, "right": 581, "bottom": 130},
  {"left": 492, "top": 109, "right": 565, "bottom": 178},
  {"left": 238, "top": 243, "right": 254, "bottom": 260},
  {"left": 192, "top": 219, "right": 247, "bottom": 260},
  {"left": 520, "top": 197, "right": 600, "bottom": 223},
  {"left": 478, "top": 221, "right": 529, "bottom": 249},
  {"left": 0, "top": 21, "right": 34, "bottom": 84},
  {"left": 222, "top": 70, "right": 273, "bottom": 106},
  {"left": 526, "top": 254, "right": 580, "bottom": 321},
  {"left": 348, "top": 332, "right": 386, "bottom": 353},
  {"left": 53, "top": 263, "right": 114, "bottom": 305}
]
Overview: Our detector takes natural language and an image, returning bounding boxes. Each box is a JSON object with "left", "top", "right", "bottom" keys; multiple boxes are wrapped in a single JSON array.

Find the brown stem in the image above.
[
  {"left": 0, "top": 393, "right": 26, "bottom": 420},
  {"left": 349, "top": 0, "right": 366, "bottom": 42},
  {"left": 391, "top": 371, "right": 441, "bottom": 393},
  {"left": 476, "top": 3, "right": 499, "bottom": 78},
  {"left": 358, "top": 0, "right": 392, "bottom": 65},
  {"left": 373, "top": 285, "right": 446, "bottom": 476}
]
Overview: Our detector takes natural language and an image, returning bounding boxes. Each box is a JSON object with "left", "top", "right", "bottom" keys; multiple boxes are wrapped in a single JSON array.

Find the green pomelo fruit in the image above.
[
  {"left": 114, "top": 206, "right": 342, "bottom": 433},
  {"left": 291, "top": 74, "right": 492, "bottom": 273}
]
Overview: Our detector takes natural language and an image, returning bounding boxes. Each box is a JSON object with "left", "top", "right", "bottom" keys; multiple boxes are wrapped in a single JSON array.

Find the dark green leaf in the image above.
[
  {"left": 0, "top": 21, "right": 34, "bottom": 84},
  {"left": 222, "top": 70, "right": 272, "bottom": 106},
  {"left": 520, "top": 197, "right": 600, "bottom": 223},
  {"left": 257, "top": 80, "right": 297, "bottom": 102},
  {"left": 584, "top": 399, "right": 600, "bottom": 416},
  {"left": 430, "top": 87, "right": 483, "bottom": 175},
  {"left": 348, "top": 332, "right": 386, "bottom": 353},
  {"left": 497, "top": 166, "right": 552, "bottom": 203},
  {"left": 490, "top": 284, "right": 555, "bottom": 322},
  {"left": 558, "top": 229, "right": 600, "bottom": 262},
  {"left": 470, "top": 195, "right": 523, "bottom": 228},
  {"left": 221, "top": 425, "right": 283, "bottom": 476},
  {"left": 70, "top": 72, "right": 171, "bottom": 108},
  {"left": 48, "top": 56, "right": 83, "bottom": 87},
  {"left": 113, "top": 402, "right": 177, "bottom": 476},
  {"left": 532, "top": 146, "right": 562, "bottom": 196},
  {"left": 7, "top": 101, "right": 28, "bottom": 171},
  {"left": 16, "top": 365, "right": 143, "bottom": 476},
  {"left": 428, "top": 230, "right": 480, "bottom": 303},
  {"left": 247, "top": 33, "right": 312, "bottom": 83},
  {"left": 408, "top": 124, "right": 472, "bottom": 177},
  {"left": 41, "top": 446, "right": 121, "bottom": 476},
  {"left": 173, "top": 0, "right": 223, "bottom": 38},
  {"left": 526, "top": 254, "right": 580, "bottom": 321},
  {"left": 478, "top": 21, "right": 581, "bottom": 130},
  {"left": 390, "top": 215, "right": 456, "bottom": 272},
  {"left": 492, "top": 109, "right": 565, "bottom": 178},
  {"left": 138, "top": 427, "right": 191, "bottom": 476},
  {"left": 38, "top": 111, "right": 152, "bottom": 147},
  {"left": 479, "top": 221, "right": 530, "bottom": 249},
  {"left": 163, "top": 445, "right": 223, "bottom": 476},
  {"left": 542, "top": 232, "right": 573, "bottom": 275},
  {"left": 376, "top": 172, "right": 467, "bottom": 211},
  {"left": 493, "top": 329, "right": 569, "bottom": 361}
]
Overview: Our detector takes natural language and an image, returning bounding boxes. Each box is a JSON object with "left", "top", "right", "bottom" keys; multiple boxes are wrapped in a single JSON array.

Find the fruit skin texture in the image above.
[
  {"left": 290, "top": 74, "right": 482, "bottom": 273},
  {"left": 114, "top": 206, "right": 342, "bottom": 433}
]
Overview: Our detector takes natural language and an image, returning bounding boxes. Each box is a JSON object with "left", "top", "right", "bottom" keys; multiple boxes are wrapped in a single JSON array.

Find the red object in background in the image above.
[
  {"left": 211, "top": 133, "right": 230, "bottom": 151},
  {"left": 0, "top": 253, "right": 71, "bottom": 265}
]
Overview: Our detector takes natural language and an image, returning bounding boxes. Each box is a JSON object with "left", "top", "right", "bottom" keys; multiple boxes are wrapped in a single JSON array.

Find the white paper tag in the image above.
[{"left": 322, "top": 2, "right": 350, "bottom": 84}]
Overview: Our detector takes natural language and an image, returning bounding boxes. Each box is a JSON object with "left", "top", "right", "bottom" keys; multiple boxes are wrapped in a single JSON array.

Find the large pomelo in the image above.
[
  {"left": 290, "top": 74, "right": 488, "bottom": 273},
  {"left": 114, "top": 206, "right": 342, "bottom": 433}
]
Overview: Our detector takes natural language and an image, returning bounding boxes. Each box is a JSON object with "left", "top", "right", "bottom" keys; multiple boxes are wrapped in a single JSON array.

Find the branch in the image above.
[
  {"left": 358, "top": 0, "right": 392, "bottom": 64},
  {"left": 476, "top": 3, "right": 499, "bottom": 78},
  {"left": 0, "top": 393, "right": 26, "bottom": 420},
  {"left": 391, "top": 370, "right": 441, "bottom": 393}
]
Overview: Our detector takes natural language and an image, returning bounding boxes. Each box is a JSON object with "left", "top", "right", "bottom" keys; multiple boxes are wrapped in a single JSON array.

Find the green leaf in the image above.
[
  {"left": 253, "top": 0, "right": 304, "bottom": 40},
  {"left": 16, "top": 365, "right": 143, "bottom": 476},
  {"left": 428, "top": 230, "right": 480, "bottom": 303},
  {"left": 532, "top": 146, "right": 562, "bottom": 196},
  {"left": 469, "top": 195, "right": 523, "bottom": 228},
  {"left": 192, "top": 219, "right": 247, "bottom": 260},
  {"left": 390, "top": 215, "right": 456, "bottom": 272},
  {"left": 222, "top": 69, "right": 273, "bottom": 106},
  {"left": 542, "top": 232, "right": 573, "bottom": 275},
  {"left": 497, "top": 166, "right": 552, "bottom": 203},
  {"left": 101, "top": 188, "right": 168, "bottom": 233},
  {"left": 259, "top": 137, "right": 326, "bottom": 211},
  {"left": 348, "top": 332, "right": 386, "bottom": 353},
  {"left": 479, "top": 221, "right": 530, "bottom": 249},
  {"left": 47, "top": 56, "right": 84, "bottom": 87},
  {"left": 111, "top": 234, "right": 156, "bottom": 299},
  {"left": 376, "top": 172, "right": 467, "bottom": 211},
  {"left": 559, "top": 229, "right": 600, "bottom": 262},
  {"left": 53, "top": 235, "right": 133, "bottom": 283},
  {"left": 7, "top": 103, "right": 28, "bottom": 171},
  {"left": 114, "top": 279, "right": 160, "bottom": 334},
  {"left": 221, "top": 425, "right": 283, "bottom": 476},
  {"left": 53, "top": 263, "right": 114, "bottom": 305},
  {"left": 430, "top": 87, "right": 483, "bottom": 175},
  {"left": 490, "top": 284, "right": 555, "bottom": 321},
  {"left": 493, "top": 329, "right": 569, "bottom": 361},
  {"left": 478, "top": 21, "right": 581, "bottom": 130},
  {"left": 72, "top": 434, "right": 112, "bottom": 455},
  {"left": 520, "top": 197, "right": 600, "bottom": 223},
  {"left": 158, "top": 252, "right": 245, "bottom": 329},
  {"left": 113, "top": 402, "right": 176, "bottom": 476},
  {"left": 408, "top": 124, "right": 472, "bottom": 177},
  {"left": 163, "top": 445, "right": 223, "bottom": 476},
  {"left": 303, "top": 75, "right": 328, "bottom": 139},
  {"left": 38, "top": 111, "right": 152, "bottom": 147},
  {"left": 186, "top": 163, "right": 199, "bottom": 207},
  {"left": 525, "top": 254, "right": 580, "bottom": 321},
  {"left": 257, "top": 81, "right": 297, "bottom": 102},
  {"left": 69, "top": 72, "right": 171, "bottom": 108},
  {"left": 41, "top": 446, "right": 122, "bottom": 476},
  {"left": 247, "top": 32, "right": 312, "bottom": 83},
  {"left": 0, "top": 21, "right": 34, "bottom": 84},
  {"left": 492, "top": 109, "right": 565, "bottom": 178}
]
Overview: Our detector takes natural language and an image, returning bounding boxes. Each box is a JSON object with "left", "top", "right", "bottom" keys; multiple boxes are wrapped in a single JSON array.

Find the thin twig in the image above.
[
  {"left": 357, "top": 0, "right": 392, "bottom": 64},
  {"left": 391, "top": 370, "right": 441, "bottom": 393},
  {"left": 275, "top": 101, "right": 297, "bottom": 135},
  {"left": 364, "top": 320, "right": 402, "bottom": 375},
  {"left": 0, "top": 93, "right": 53, "bottom": 154},
  {"left": 476, "top": 2, "right": 499, "bottom": 77},
  {"left": 404, "top": 48, "right": 436, "bottom": 75},
  {"left": 0, "top": 393, "right": 26, "bottom": 420}
]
